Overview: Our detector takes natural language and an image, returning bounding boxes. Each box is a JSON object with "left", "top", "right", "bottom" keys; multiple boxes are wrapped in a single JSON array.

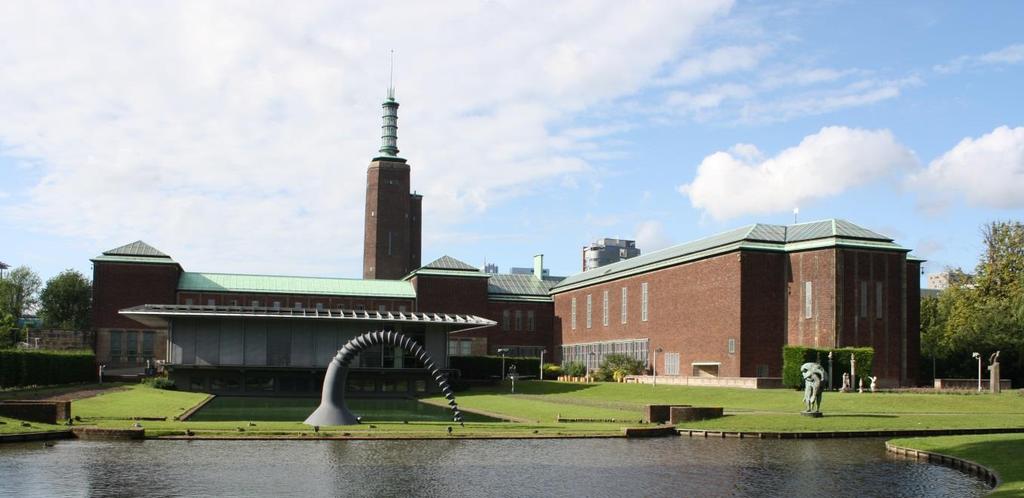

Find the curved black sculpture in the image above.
[{"left": 305, "top": 330, "right": 463, "bottom": 426}]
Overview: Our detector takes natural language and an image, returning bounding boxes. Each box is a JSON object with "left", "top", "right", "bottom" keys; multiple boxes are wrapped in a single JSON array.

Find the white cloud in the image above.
[
  {"left": 934, "top": 43, "right": 1024, "bottom": 74},
  {"left": 737, "top": 77, "right": 920, "bottom": 124},
  {"left": 659, "top": 44, "right": 773, "bottom": 85},
  {"left": 678, "top": 126, "right": 918, "bottom": 220},
  {"left": 0, "top": 1, "right": 731, "bottom": 276},
  {"left": 910, "top": 126, "right": 1024, "bottom": 209},
  {"left": 634, "top": 220, "right": 674, "bottom": 252}
]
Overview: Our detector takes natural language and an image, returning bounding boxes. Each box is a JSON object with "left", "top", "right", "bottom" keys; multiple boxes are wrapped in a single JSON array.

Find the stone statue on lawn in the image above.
[{"left": 801, "top": 362, "right": 826, "bottom": 417}]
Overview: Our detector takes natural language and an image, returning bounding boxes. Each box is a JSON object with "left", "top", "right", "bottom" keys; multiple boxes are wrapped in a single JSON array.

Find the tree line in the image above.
[
  {"left": 1, "top": 266, "right": 92, "bottom": 346},
  {"left": 921, "top": 220, "right": 1024, "bottom": 386}
]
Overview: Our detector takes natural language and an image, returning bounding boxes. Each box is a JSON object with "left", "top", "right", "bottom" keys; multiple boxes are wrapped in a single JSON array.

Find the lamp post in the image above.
[
  {"left": 827, "top": 351, "right": 833, "bottom": 391},
  {"left": 972, "top": 352, "right": 982, "bottom": 392},
  {"left": 653, "top": 347, "right": 663, "bottom": 387},
  {"left": 497, "top": 348, "right": 510, "bottom": 383},
  {"left": 539, "top": 349, "right": 546, "bottom": 381},
  {"left": 587, "top": 351, "right": 596, "bottom": 381}
]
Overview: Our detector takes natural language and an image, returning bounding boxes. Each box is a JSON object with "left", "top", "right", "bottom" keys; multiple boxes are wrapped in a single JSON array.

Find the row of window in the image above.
[
  {"left": 501, "top": 310, "right": 536, "bottom": 332},
  {"left": 802, "top": 280, "right": 886, "bottom": 320},
  {"left": 183, "top": 298, "right": 406, "bottom": 314},
  {"left": 108, "top": 330, "right": 156, "bottom": 364},
  {"left": 570, "top": 282, "right": 648, "bottom": 330}
]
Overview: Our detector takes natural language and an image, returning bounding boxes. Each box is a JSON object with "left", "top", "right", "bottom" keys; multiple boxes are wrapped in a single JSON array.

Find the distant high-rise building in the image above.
[
  {"left": 483, "top": 263, "right": 499, "bottom": 274},
  {"left": 582, "top": 238, "right": 640, "bottom": 271}
]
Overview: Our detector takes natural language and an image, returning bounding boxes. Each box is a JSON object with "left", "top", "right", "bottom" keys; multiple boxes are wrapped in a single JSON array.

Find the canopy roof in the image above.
[
  {"left": 178, "top": 272, "right": 416, "bottom": 299},
  {"left": 120, "top": 304, "right": 495, "bottom": 329}
]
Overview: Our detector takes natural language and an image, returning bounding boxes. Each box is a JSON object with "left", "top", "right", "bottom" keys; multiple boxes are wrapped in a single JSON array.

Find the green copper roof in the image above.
[
  {"left": 178, "top": 272, "right": 416, "bottom": 299},
  {"left": 92, "top": 241, "right": 178, "bottom": 265},
  {"left": 552, "top": 219, "right": 909, "bottom": 293},
  {"left": 487, "top": 274, "right": 555, "bottom": 298},
  {"left": 103, "top": 240, "right": 170, "bottom": 258},
  {"left": 422, "top": 255, "right": 479, "bottom": 271}
]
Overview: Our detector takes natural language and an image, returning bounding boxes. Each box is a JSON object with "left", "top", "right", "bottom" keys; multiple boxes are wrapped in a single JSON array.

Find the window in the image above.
[
  {"left": 449, "top": 340, "right": 458, "bottom": 356},
  {"left": 355, "top": 304, "right": 365, "bottom": 312},
  {"left": 875, "top": 282, "right": 883, "bottom": 319},
  {"left": 460, "top": 340, "right": 472, "bottom": 356},
  {"left": 664, "top": 352, "right": 680, "bottom": 376},
  {"left": 586, "top": 294, "right": 592, "bottom": 329},
  {"left": 273, "top": 301, "right": 282, "bottom": 309},
  {"left": 399, "top": 306, "right": 406, "bottom": 313},
  {"left": 502, "top": 310, "right": 511, "bottom": 331},
  {"left": 515, "top": 310, "right": 523, "bottom": 331},
  {"left": 126, "top": 331, "right": 138, "bottom": 364},
  {"left": 602, "top": 290, "right": 609, "bottom": 326},
  {"left": 109, "top": 330, "right": 123, "bottom": 362},
  {"left": 207, "top": 299, "right": 215, "bottom": 306},
  {"left": 728, "top": 338, "right": 736, "bottom": 354},
  {"left": 251, "top": 300, "right": 260, "bottom": 307},
  {"left": 378, "top": 304, "right": 387, "bottom": 312},
  {"left": 294, "top": 302, "right": 303, "bottom": 310},
  {"left": 185, "top": 298, "right": 193, "bottom": 306},
  {"left": 527, "top": 310, "right": 535, "bottom": 331},
  {"left": 641, "top": 283, "right": 649, "bottom": 322},
  {"left": 571, "top": 298, "right": 577, "bottom": 330},
  {"left": 142, "top": 331, "right": 155, "bottom": 360},
  {"left": 315, "top": 303, "right": 324, "bottom": 311},
  {"left": 229, "top": 299, "right": 238, "bottom": 306},
  {"left": 621, "top": 287, "right": 628, "bottom": 324},
  {"left": 860, "top": 281, "right": 868, "bottom": 318},
  {"left": 804, "top": 281, "right": 813, "bottom": 319},
  {"left": 756, "top": 365, "right": 770, "bottom": 378}
]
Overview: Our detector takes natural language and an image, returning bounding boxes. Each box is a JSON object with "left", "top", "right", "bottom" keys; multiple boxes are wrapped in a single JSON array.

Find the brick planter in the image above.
[
  {"left": 645, "top": 404, "right": 691, "bottom": 424},
  {"left": 0, "top": 400, "right": 71, "bottom": 424}
]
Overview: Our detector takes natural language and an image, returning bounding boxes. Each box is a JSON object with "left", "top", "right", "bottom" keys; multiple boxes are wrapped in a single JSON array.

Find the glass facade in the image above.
[{"left": 560, "top": 339, "right": 649, "bottom": 372}]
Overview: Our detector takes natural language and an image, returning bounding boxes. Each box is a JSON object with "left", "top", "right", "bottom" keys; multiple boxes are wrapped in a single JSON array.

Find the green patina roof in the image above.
[
  {"left": 178, "top": 272, "right": 416, "bottom": 299},
  {"left": 552, "top": 219, "right": 909, "bottom": 293},
  {"left": 92, "top": 240, "right": 178, "bottom": 265},
  {"left": 422, "top": 255, "right": 480, "bottom": 271},
  {"left": 487, "top": 274, "right": 555, "bottom": 298}
]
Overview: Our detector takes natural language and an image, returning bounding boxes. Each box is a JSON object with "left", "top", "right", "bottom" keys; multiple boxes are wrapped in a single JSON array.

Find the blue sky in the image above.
[{"left": 1, "top": 1, "right": 1022, "bottom": 285}]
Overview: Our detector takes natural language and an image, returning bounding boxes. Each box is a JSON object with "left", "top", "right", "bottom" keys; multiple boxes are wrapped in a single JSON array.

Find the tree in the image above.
[
  {"left": 0, "top": 266, "right": 42, "bottom": 318},
  {"left": 39, "top": 269, "right": 92, "bottom": 330},
  {"left": 975, "top": 221, "right": 1024, "bottom": 299}
]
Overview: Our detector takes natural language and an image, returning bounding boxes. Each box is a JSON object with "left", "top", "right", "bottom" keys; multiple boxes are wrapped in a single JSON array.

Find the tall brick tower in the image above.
[{"left": 363, "top": 86, "right": 422, "bottom": 280}]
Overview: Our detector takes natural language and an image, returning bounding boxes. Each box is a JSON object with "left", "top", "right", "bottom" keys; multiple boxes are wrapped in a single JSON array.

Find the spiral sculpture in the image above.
[{"left": 305, "top": 330, "right": 463, "bottom": 426}]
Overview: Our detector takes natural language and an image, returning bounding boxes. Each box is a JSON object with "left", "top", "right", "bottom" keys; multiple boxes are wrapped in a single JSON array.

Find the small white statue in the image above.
[
  {"left": 840, "top": 372, "right": 851, "bottom": 392},
  {"left": 857, "top": 377, "right": 864, "bottom": 393},
  {"left": 869, "top": 376, "right": 878, "bottom": 393}
]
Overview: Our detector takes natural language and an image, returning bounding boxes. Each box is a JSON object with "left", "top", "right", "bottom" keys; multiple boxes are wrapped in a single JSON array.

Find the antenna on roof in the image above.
[
  {"left": 388, "top": 49, "right": 395, "bottom": 100},
  {"left": 793, "top": 207, "right": 799, "bottom": 224}
]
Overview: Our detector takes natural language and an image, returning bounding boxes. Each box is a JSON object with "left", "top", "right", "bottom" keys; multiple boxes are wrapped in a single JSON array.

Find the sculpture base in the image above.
[{"left": 800, "top": 411, "right": 823, "bottom": 418}]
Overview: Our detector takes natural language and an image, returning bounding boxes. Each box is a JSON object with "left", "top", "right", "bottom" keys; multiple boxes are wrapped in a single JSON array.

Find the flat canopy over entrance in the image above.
[{"left": 119, "top": 304, "right": 496, "bottom": 329}]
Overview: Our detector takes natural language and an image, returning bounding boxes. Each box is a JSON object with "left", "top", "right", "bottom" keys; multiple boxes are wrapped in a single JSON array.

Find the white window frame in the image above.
[
  {"left": 602, "top": 290, "right": 609, "bottom": 326},
  {"left": 621, "top": 287, "right": 628, "bottom": 324},
  {"left": 804, "top": 281, "right": 812, "bottom": 319},
  {"left": 571, "top": 298, "right": 577, "bottom": 330},
  {"left": 728, "top": 338, "right": 736, "bottom": 354},
  {"left": 586, "top": 294, "right": 592, "bottom": 329},
  {"left": 641, "top": 283, "right": 649, "bottom": 322}
]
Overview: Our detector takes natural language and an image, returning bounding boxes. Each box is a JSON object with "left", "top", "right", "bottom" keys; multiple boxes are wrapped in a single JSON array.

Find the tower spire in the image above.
[{"left": 378, "top": 50, "right": 401, "bottom": 159}]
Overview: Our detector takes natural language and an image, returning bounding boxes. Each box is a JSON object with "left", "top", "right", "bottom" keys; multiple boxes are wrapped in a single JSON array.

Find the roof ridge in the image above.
[{"left": 184, "top": 271, "right": 388, "bottom": 282}]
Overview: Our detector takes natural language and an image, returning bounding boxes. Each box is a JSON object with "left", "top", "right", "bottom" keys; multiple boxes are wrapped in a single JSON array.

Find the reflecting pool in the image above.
[
  {"left": 188, "top": 396, "right": 500, "bottom": 422},
  {"left": 0, "top": 437, "right": 987, "bottom": 497}
]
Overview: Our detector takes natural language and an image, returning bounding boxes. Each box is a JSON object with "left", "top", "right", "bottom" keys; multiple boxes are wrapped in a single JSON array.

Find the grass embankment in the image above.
[
  {"left": 890, "top": 433, "right": 1024, "bottom": 497},
  {"left": 0, "top": 416, "right": 64, "bottom": 434},
  {"left": 73, "top": 384, "right": 208, "bottom": 420}
]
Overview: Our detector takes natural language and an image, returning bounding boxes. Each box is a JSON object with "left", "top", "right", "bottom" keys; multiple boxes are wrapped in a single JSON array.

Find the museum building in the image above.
[{"left": 92, "top": 87, "right": 922, "bottom": 394}]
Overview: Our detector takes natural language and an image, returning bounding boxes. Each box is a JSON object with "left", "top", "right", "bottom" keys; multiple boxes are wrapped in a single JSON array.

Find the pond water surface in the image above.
[{"left": 0, "top": 437, "right": 987, "bottom": 497}]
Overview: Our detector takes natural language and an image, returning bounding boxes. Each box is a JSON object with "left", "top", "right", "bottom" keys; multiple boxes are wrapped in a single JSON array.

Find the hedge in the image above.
[
  {"left": 782, "top": 346, "right": 874, "bottom": 389},
  {"left": 449, "top": 355, "right": 541, "bottom": 380},
  {"left": 0, "top": 349, "right": 96, "bottom": 388}
]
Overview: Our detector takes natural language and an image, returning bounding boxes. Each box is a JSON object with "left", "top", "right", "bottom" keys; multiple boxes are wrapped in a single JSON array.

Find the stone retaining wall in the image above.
[
  {"left": 625, "top": 375, "right": 783, "bottom": 389},
  {"left": 669, "top": 406, "right": 723, "bottom": 424},
  {"left": 0, "top": 400, "right": 71, "bottom": 424},
  {"left": 886, "top": 441, "right": 999, "bottom": 489}
]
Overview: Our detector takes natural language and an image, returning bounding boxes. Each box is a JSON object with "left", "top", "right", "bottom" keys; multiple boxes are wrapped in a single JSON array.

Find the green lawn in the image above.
[
  {"left": 0, "top": 416, "right": 65, "bottom": 434},
  {"left": 73, "top": 384, "right": 210, "bottom": 420},
  {"left": 890, "top": 433, "right": 1024, "bottom": 497}
]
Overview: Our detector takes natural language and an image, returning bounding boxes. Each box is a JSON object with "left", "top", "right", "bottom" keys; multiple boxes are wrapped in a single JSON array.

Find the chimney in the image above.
[{"left": 533, "top": 254, "right": 544, "bottom": 280}]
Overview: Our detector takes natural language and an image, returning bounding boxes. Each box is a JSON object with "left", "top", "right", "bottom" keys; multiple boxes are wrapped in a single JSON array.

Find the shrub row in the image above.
[
  {"left": 0, "top": 349, "right": 96, "bottom": 388},
  {"left": 782, "top": 346, "right": 874, "bottom": 389},
  {"left": 449, "top": 355, "right": 541, "bottom": 380}
]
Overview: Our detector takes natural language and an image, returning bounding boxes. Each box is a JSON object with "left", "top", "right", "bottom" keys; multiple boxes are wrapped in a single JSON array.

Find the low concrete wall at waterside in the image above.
[
  {"left": 934, "top": 378, "right": 1012, "bottom": 390},
  {"left": 645, "top": 405, "right": 691, "bottom": 424},
  {"left": 0, "top": 400, "right": 71, "bottom": 424},
  {"left": 626, "top": 375, "right": 783, "bottom": 389},
  {"left": 669, "top": 407, "right": 723, "bottom": 424}
]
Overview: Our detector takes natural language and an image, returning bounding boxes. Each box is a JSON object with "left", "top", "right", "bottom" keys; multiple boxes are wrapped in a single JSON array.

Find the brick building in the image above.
[
  {"left": 551, "top": 220, "right": 922, "bottom": 387},
  {"left": 90, "top": 86, "right": 922, "bottom": 393}
]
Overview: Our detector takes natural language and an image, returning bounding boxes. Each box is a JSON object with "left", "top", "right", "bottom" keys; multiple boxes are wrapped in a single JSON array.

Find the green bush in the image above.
[
  {"left": 142, "top": 376, "right": 176, "bottom": 390},
  {"left": 562, "top": 361, "right": 586, "bottom": 377},
  {"left": 0, "top": 349, "right": 96, "bottom": 388},
  {"left": 449, "top": 355, "right": 540, "bottom": 380},
  {"left": 782, "top": 346, "right": 874, "bottom": 389},
  {"left": 542, "top": 363, "right": 562, "bottom": 380}
]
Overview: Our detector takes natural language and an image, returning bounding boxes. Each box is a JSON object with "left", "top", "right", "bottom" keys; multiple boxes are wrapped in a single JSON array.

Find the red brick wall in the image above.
[
  {"left": 411, "top": 275, "right": 490, "bottom": 316},
  {"left": 553, "top": 252, "right": 743, "bottom": 377},
  {"left": 363, "top": 160, "right": 414, "bottom": 280},
  {"left": 740, "top": 251, "right": 787, "bottom": 377},
  {"left": 786, "top": 249, "right": 837, "bottom": 349},
  {"left": 905, "top": 260, "right": 921, "bottom": 385},
  {"left": 92, "top": 262, "right": 180, "bottom": 329},
  {"left": 836, "top": 249, "right": 911, "bottom": 385}
]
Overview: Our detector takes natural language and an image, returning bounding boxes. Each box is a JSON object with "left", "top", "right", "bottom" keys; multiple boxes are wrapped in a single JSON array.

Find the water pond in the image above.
[{"left": 0, "top": 437, "right": 987, "bottom": 497}]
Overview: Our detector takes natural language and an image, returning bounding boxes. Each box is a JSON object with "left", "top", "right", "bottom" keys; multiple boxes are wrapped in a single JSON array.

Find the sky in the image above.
[{"left": 1, "top": 1, "right": 1022, "bottom": 285}]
